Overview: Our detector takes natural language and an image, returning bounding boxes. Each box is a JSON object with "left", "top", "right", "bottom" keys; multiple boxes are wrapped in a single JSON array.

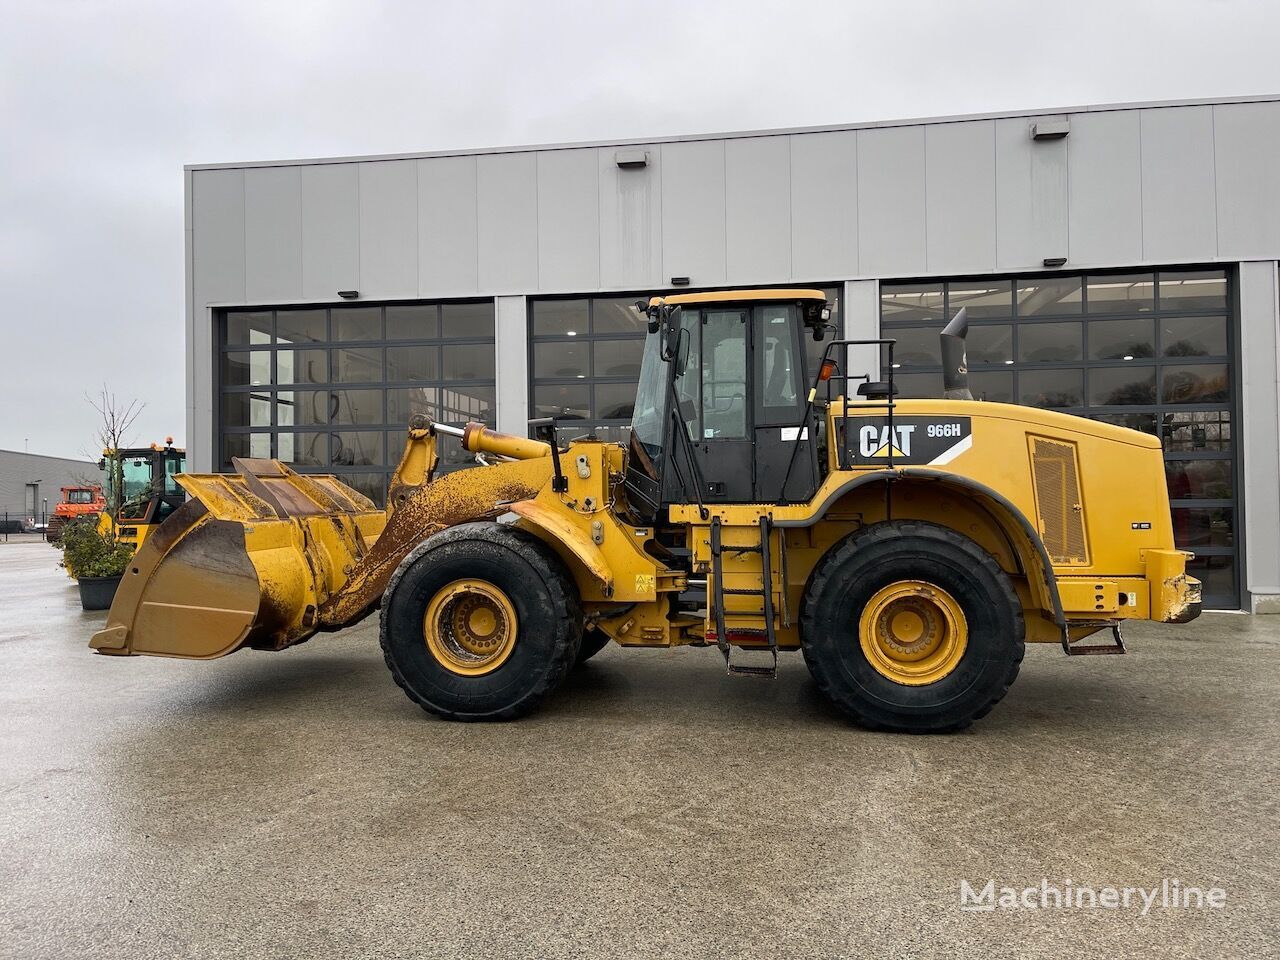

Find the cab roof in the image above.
[
  {"left": 103, "top": 444, "right": 186, "bottom": 456},
  {"left": 648, "top": 288, "right": 828, "bottom": 308}
]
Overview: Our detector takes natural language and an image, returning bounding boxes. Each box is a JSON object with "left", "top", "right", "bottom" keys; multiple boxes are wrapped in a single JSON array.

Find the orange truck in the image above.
[{"left": 46, "top": 485, "right": 106, "bottom": 543}]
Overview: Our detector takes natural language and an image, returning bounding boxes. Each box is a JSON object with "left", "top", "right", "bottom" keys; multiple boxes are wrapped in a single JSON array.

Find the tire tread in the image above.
[
  {"left": 379, "top": 522, "right": 581, "bottom": 721},
  {"left": 800, "top": 520, "right": 1025, "bottom": 733}
]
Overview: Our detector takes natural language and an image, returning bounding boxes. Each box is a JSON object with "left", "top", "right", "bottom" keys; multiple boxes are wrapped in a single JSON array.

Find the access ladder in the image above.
[{"left": 708, "top": 515, "right": 785, "bottom": 678}]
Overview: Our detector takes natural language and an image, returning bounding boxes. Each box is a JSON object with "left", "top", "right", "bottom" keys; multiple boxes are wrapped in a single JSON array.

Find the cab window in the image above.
[
  {"left": 699, "top": 310, "right": 748, "bottom": 439},
  {"left": 165, "top": 454, "right": 185, "bottom": 496},
  {"left": 122, "top": 458, "right": 152, "bottom": 501},
  {"left": 754, "top": 306, "right": 803, "bottom": 426}
]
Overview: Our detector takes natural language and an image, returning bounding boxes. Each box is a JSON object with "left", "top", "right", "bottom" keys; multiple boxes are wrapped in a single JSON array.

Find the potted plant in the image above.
[
  {"left": 62, "top": 522, "right": 134, "bottom": 610},
  {"left": 57, "top": 516, "right": 96, "bottom": 580}
]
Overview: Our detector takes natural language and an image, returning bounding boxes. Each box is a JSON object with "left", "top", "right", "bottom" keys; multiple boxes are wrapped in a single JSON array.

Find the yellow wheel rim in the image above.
[
  {"left": 859, "top": 580, "right": 968, "bottom": 686},
  {"left": 423, "top": 579, "right": 517, "bottom": 677}
]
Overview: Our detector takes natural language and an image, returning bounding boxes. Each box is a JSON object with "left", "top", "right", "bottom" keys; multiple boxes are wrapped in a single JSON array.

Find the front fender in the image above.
[{"left": 508, "top": 499, "right": 614, "bottom": 597}]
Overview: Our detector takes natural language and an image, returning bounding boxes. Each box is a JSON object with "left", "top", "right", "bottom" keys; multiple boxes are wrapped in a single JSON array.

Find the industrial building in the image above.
[
  {"left": 0, "top": 449, "right": 102, "bottom": 530},
  {"left": 184, "top": 94, "right": 1280, "bottom": 612}
]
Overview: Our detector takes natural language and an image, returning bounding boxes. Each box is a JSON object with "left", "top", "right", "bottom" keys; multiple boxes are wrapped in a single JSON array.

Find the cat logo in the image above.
[
  {"left": 860, "top": 424, "right": 916, "bottom": 459},
  {"left": 850, "top": 416, "right": 973, "bottom": 466}
]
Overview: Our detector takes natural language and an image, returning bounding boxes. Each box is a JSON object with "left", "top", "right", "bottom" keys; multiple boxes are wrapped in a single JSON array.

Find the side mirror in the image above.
[
  {"left": 661, "top": 305, "right": 683, "bottom": 362},
  {"left": 674, "top": 327, "right": 691, "bottom": 378}
]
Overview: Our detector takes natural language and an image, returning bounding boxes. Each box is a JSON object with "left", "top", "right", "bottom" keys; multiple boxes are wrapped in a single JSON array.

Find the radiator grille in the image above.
[{"left": 1030, "top": 437, "right": 1088, "bottom": 565}]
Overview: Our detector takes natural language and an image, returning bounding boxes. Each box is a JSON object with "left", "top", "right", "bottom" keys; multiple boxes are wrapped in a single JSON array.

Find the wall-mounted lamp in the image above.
[
  {"left": 1031, "top": 119, "right": 1070, "bottom": 141},
  {"left": 670, "top": 276, "right": 690, "bottom": 286},
  {"left": 1043, "top": 257, "right": 1067, "bottom": 268},
  {"left": 337, "top": 290, "right": 359, "bottom": 299},
  {"left": 615, "top": 149, "right": 649, "bottom": 169}
]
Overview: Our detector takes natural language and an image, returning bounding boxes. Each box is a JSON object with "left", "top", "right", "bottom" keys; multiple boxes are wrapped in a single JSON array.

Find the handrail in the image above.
[{"left": 776, "top": 338, "right": 897, "bottom": 503}]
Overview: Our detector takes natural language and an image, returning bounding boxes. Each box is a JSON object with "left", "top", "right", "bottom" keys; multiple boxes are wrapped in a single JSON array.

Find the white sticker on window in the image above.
[{"left": 780, "top": 427, "right": 809, "bottom": 441}]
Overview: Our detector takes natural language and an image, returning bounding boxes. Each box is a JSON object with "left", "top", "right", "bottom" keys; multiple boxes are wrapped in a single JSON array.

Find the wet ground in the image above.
[{"left": 0, "top": 539, "right": 1276, "bottom": 959}]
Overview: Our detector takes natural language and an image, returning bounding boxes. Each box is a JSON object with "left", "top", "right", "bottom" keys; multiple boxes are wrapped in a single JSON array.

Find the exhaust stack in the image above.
[{"left": 940, "top": 307, "right": 973, "bottom": 401}]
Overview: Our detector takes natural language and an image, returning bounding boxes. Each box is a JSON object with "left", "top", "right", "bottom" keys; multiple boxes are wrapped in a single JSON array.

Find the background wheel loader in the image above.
[
  {"left": 46, "top": 485, "right": 106, "bottom": 543},
  {"left": 90, "top": 290, "right": 1200, "bottom": 732},
  {"left": 61, "top": 441, "right": 187, "bottom": 579}
]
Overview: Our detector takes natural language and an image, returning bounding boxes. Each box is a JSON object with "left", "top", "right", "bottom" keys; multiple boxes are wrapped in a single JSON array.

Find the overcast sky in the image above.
[{"left": 2, "top": 0, "right": 1278, "bottom": 459}]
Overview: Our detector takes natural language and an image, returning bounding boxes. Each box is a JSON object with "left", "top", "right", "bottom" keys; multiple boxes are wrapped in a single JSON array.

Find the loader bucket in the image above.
[
  {"left": 90, "top": 459, "right": 387, "bottom": 659},
  {"left": 89, "top": 454, "right": 555, "bottom": 659}
]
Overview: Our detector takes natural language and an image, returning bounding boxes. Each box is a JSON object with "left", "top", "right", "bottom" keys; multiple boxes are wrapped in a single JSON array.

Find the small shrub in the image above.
[
  {"left": 58, "top": 517, "right": 97, "bottom": 574},
  {"left": 62, "top": 523, "right": 133, "bottom": 579},
  {"left": 57, "top": 516, "right": 97, "bottom": 551}
]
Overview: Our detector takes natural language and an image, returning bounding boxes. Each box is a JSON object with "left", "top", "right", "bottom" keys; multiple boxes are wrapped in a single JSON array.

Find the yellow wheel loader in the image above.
[
  {"left": 90, "top": 290, "right": 1200, "bottom": 731},
  {"left": 97, "top": 441, "right": 187, "bottom": 550},
  {"left": 62, "top": 442, "right": 187, "bottom": 579}
]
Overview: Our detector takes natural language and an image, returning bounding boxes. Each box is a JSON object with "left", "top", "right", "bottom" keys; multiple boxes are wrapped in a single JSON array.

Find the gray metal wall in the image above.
[
  {"left": 0, "top": 450, "right": 102, "bottom": 519},
  {"left": 186, "top": 95, "right": 1280, "bottom": 610},
  {"left": 188, "top": 98, "right": 1280, "bottom": 304}
]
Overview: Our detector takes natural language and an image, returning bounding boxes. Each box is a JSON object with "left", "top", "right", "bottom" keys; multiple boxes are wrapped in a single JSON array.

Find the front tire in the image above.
[
  {"left": 575, "top": 628, "right": 611, "bottom": 665},
  {"left": 800, "top": 520, "right": 1024, "bottom": 733},
  {"left": 380, "top": 522, "right": 582, "bottom": 721}
]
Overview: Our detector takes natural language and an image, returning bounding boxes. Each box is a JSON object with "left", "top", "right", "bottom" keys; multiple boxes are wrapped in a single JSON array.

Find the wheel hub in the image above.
[
  {"left": 859, "top": 580, "right": 968, "bottom": 686},
  {"left": 424, "top": 579, "right": 517, "bottom": 676}
]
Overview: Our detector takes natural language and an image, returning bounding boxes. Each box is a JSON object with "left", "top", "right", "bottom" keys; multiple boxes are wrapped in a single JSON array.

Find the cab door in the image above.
[
  {"left": 679, "top": 307, "right": 755, "bottom": 503},
  {"left": 752, "top": 305, "right": 817, "bottom": 503}
]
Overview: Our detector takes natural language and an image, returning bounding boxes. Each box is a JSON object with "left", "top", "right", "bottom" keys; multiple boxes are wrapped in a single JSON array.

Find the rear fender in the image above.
[{"left": 779, "top": 468, "right": 1067, "bottom": 643}]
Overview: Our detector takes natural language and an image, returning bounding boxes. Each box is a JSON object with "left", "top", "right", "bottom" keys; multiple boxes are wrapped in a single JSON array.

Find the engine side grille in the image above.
[{"left": 1030, "top": 436, "right": 1089, "bottom": 565}]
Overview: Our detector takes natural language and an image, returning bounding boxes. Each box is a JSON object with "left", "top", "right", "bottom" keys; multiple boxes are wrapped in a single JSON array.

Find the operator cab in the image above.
[
  {"left": 625, "top": 289, "right": 833, "bottom": 521},
  {"left": 100, "top": 441, "right": 187, "bottom": 526}
]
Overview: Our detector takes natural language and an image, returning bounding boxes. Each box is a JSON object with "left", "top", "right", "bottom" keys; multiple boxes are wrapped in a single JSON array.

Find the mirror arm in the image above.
[{"left": 527, "top": 417, "right": 568, "bottom": 493}]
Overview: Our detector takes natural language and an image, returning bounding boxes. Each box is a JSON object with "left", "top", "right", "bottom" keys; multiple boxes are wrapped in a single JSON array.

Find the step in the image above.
[
  {"left": 727, "top": 663, "right": 777, "bottom": 678},
  {"left": 724, "top": 644, "right": 778, "bottom": 679},
  {"left": 1065, "top": 622, "right": 1126, "bottom": 656}
]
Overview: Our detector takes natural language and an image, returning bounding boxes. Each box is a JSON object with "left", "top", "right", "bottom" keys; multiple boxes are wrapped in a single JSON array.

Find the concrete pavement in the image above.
[{"left": 0, "top": 539, "right": 1276, "bottom": 959}]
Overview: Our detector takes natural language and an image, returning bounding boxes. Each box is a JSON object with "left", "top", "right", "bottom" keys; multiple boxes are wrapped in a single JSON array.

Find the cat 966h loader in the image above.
[{"left": 90, "top": 289, "right": 1200, "bottom": 732}]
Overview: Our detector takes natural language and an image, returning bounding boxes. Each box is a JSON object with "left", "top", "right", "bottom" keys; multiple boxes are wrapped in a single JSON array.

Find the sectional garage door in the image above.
[
  {"left": 880, "top": 268, "right": 1237, "bottom": 609},
  {"left": 218, "top": 300, "right": 497, "bottom": 506}
]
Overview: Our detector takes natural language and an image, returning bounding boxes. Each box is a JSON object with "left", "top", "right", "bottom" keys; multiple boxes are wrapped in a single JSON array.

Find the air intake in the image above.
[
  {"left": 940, "top": 308, "right": 972, "bottom": 401},
  {"left": 1029, "top": 436, "right": 1089, "bottom": 565}
]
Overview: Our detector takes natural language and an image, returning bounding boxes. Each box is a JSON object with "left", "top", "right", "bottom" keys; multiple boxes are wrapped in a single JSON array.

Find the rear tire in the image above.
[
  {"left": 380, "top": 522, "right": 582, "bottom": 721},
  {"left": 800, "top": 520, "right": 1024, "bottom": 733}
]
